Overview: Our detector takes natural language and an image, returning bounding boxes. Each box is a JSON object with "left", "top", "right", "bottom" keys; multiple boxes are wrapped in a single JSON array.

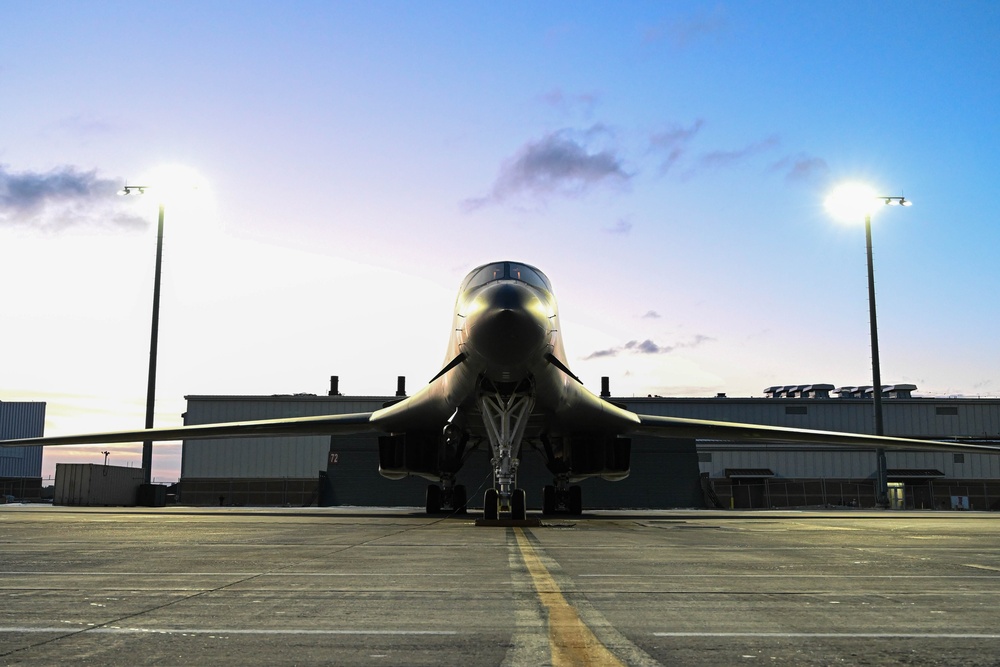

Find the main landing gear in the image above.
[
  {"left": 541, "top": 483, "right": 583, "bottom": 515},
  {"left": 425, "top": 483, "right": 468, "bottom": 514}
]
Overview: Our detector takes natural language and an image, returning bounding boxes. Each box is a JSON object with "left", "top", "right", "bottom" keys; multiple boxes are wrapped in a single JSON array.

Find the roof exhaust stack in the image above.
[
  {"left": 396, "top": 376, "right": 407, "bottom": 397},
  {"left": 329, "top": 376, "right": 341, "bottom": 396},
  {"left": 601, "top": 376, "right": 611, "bottom": 398}
]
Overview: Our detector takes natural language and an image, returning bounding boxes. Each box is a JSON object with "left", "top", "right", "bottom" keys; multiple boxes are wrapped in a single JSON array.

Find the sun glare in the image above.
[
  {"left": 119, "top": 164, "right": 218, "bottom": 240},
  {"left": 824, "top": 182, "right": 878, "bottom": 222},
  {"left": 141, "top": 164, "right": 207, "bottom": 205}
]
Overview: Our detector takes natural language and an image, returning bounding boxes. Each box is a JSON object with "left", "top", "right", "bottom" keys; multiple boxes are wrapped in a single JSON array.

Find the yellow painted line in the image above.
[{"left": 513, "top": 528, "right": 625, "bottom": 667}]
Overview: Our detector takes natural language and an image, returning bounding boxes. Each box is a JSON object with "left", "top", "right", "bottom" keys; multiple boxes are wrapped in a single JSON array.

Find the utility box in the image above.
[
  {"left": 136, "top": 483, "right": 167, "bottom": 507},
  {"left": 54, "top": 463, "right": 144, "bottom": 506}
]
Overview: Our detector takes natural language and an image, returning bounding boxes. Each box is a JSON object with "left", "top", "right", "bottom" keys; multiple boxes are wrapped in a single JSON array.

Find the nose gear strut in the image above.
[{"left": 477, "top": 384, "right": 533, "bottom": 521}]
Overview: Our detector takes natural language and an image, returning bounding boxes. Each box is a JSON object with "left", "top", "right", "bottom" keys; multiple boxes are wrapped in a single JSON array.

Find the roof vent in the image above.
[
  {"left": 764, "top": 384, "right": 834, "bottom": 399},
  {"left": 835, "top": 384, "right": 917, "bottom": 399}
]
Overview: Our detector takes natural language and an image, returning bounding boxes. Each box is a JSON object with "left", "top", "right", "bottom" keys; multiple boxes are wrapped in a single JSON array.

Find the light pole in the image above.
[
  {"left": 827, "top": 185, "right": 912, "bottom": 508},
  {"left": 117, "top": 184, "right": 163, "bottom": 485}
]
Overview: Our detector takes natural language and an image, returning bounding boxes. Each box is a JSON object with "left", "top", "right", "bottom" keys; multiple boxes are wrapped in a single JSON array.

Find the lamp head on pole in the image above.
[
  {"left": 825, "top": 183, "right": 913, "bottom": 222},
  {"left": 117, "top": 184, "right": 149, "bottom": 197}
]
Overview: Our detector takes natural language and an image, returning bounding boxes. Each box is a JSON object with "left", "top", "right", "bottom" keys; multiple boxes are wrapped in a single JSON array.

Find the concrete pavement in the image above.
[{"left": 1, "top": 506, "right": 998, "bottom": 665}]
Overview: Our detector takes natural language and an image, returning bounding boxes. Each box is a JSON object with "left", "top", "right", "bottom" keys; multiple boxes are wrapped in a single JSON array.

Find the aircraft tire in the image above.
[
  {"left": 511, "top": 488, "right": 526, "bottom": 521},
  {"left": 425, "top": 484, "right": 442, "bottom": 514},
  {"left": 484, "top": 488, "right": 499, "bottom": 521},
  {"left": 568, "top": 485, "right": 583, "bottom": 515},
  {"left": 542, "top": 485, "right": 556, "bottom": 515},
  {"left": 453, "top": 485, "right": 468, "bottom": 514}
]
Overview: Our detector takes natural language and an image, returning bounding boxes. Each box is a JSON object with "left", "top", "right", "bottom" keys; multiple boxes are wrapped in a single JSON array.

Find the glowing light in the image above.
[
  {"left": 118, "top": 164, "right": 218, "bottom": 240},
  {"left": 825, "top": 182, "right": 878, "bottom": 222},
  {"left": 142, "top": 164, "right": 207, "bottom": 206}
]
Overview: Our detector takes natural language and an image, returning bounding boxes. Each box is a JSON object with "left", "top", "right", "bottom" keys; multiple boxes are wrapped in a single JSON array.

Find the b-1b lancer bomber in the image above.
[{"left": 3, "top": 261, "right": 998, "bottom": 518}]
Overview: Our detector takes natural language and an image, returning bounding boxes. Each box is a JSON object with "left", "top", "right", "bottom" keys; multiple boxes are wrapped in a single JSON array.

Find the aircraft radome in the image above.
[{"left": 3, "top": 261, "right": 998, "bottom": 519}]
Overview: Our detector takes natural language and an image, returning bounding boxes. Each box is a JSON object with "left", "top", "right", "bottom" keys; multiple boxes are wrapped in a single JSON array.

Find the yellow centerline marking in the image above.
[{"left": 513, "top": 528, "right": 626, "bottom": 667}]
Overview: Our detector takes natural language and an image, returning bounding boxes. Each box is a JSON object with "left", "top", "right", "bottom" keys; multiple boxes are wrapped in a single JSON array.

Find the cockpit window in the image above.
[
  {"left": 465, "top": 263, "right": 506, "bottom": 291},
  {"left": 460, "top": 261, "right": 552, "bottom": 294},
  {"left": 508, "top": 263, "right": 551, "bottom": 292}
]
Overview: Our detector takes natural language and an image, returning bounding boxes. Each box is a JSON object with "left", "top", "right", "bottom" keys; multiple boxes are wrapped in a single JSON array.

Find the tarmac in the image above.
[{"left": 1, "top": 505, "right": 999, "bottom": 666}]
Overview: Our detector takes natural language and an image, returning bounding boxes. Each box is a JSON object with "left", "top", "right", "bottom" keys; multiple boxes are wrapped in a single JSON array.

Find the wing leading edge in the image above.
[
  {"left": 632, "top": 413, "right": 1000, "bottom": 455},
  {"left": 0, "top": 412, "right": 377, "bottom": 448}
]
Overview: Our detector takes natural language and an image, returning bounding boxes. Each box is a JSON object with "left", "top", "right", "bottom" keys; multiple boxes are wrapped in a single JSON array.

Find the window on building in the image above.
[
  {"left": 936, "top": 406, "right": 959, "bottom": 416},
  {"left": 785, "top": 405, "right": 808, "bottom": 415}
]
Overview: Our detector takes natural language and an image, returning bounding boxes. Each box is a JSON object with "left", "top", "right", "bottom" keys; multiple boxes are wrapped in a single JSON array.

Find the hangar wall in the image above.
[
  {"left": 0, "top": 402, "right": 45, "bottom": 477},
  {"left": 0, "top": 402, "right": 45, "bottom": 500},
  {"left": 178, "top": 393, "right": 1000, "bottom": 509}
]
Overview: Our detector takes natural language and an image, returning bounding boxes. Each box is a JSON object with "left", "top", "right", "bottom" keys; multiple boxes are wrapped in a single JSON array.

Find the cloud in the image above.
[
  {"left": 643, "top": 7, "right": 728, "bottom": 48},
  {"left": 696, "top": 135, "right": 780, "bottom": 170},
  {"left": 641, "top": 310, "right": 661, "bottom": 319},
  {"left": 649, "top": 119, "right": 705, "bottom": 173},
  {"left": 539, "top": 88, "right": 601, "bottom": 116},
  {"left": 54, "top": 114, "right": 116, "bottom": 137},
  {"left": 465, "top": 128, "right": 630, "bottom": 208},
  {"left": 0, "top": 164, "right": 146, "bottom": 230},
  {"left": 769, "top": 154, "right": 830, "bottom": 184},
  {"left": 585, "top": 334, "right": 713, "bottom": 360},
  {"left": 605, "top": 218, "right": 632, "bottom": 234}
]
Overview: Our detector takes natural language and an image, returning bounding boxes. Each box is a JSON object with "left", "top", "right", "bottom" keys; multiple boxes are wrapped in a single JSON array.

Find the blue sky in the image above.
[{"left": 2, "top": 1, "right": 998, "bottom": 481}]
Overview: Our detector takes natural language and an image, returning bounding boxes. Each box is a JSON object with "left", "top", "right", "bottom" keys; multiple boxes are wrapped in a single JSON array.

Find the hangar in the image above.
[
  {"left": 0, "top": 401, "right": 45, "bottom": 500},
  {"left": 177, "top": 379, "right": 1000, "bottom": 511}
]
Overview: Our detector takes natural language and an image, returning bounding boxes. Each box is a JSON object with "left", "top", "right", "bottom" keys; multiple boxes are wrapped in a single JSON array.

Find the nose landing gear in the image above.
[{"left": 477, "top": 386, "right": 535, "bottom": 524}]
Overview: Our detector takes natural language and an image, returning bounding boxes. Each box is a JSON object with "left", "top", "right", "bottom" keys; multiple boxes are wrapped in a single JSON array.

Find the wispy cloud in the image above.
[
  {"left": 649, "top": 119, "right": 704, "bottom": 174},
  {"left": 605, "top": 218, "right": 632, "bottom": 234},
  {"left": 769, "top": 153, "right": 829, "bottom": 184},
  {"left": 0, "top": 164, "right": 145, "bottom": 230},
  {"left": 54, "top": 113, "right": 116, "bottom": 137},
  {"left": 696, "top": 135, "right": 780, "bottom": 171},
  {"left": 641, "top": 310, "right": 661, "bottom": 319},
  {"left": 650, "top": 123, "right": 778, "bottom": 178},
  {"left": 642, "top": 7, "right": 728, "bottom": 48},
  {"left": 585, "top": 334, "right": 713, "bottom": 360},
  {"left": 464, "top": 127, "right": 630, "bottom": 209},
  {"left": 539, "top": 88, "right": 601, "bottom": 117}
]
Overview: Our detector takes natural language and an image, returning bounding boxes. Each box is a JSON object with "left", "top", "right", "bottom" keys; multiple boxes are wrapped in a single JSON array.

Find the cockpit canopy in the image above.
[{"left": 460, "top": 261, "right": 552, "bottom": 296}]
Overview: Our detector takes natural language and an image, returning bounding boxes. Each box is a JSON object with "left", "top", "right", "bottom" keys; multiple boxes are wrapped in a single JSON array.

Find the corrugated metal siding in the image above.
[
  {"left": 180, "top": 395, "right": 1000, "bottom": 492},
  {"left": 622, "top": 397, "right": 1000, "bottom": 438},
  {"left": 626, "top": 397, "right": 1000, "bottom": 481},
  {"left": 182, "top": 396, "right": 388, "bottom": 479},
  {"left": 0, "top": 402, "right": 45, "bottom": 477},
  {"left": 53, "top": 463, "right": 144, "bottom": 506},
  {"left": 695, "top": 449, "right": 993, "bottom": 479}
]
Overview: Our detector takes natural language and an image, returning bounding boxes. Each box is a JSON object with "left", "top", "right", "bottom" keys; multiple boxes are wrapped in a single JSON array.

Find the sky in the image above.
[{"left": 1, "top": 1, "right": 998, "bottom": 482}]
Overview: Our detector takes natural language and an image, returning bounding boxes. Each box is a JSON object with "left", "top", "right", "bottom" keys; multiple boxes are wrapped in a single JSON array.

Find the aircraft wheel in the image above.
[
  {"left": 484, "top": 488, "right": 499, "bottom": 521},
  {"left": 568, "top": 485, "right": 583, "bottom": 515},
  {"left": 542, "top": 485, "right": 556, "bottom": 515},
  {"left": 511, "top": 488, "right": 526, "bottom": 521},
  {"left": 452, "top": 485, "right": 468, "bottom": 514},
  {"left": 425, "top": 484, "right": 442, "bottom": 514}
]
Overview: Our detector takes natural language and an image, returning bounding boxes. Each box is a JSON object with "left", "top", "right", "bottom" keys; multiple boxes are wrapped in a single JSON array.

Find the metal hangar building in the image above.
[
  {"left": 177, "top": 379, "right": 1000, "bottom": 510},
  {"left": 0, "top": 401, "right": 45, "bottom": 500}
]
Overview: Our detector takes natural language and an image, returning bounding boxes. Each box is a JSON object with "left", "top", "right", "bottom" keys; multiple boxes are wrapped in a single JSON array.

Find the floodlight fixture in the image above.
[
  {"left": 823, "top": 182, "right": 913, "bottom": 508},
  {"left": 117, "top": 179, "right": 166, "bottom": 485},
  {"left": 117, "top": 184, "right": 150, "bottom": 196}
]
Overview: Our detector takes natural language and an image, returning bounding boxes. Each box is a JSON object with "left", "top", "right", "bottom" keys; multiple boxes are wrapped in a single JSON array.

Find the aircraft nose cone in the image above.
[{"left": 466, "top": 283, "right": 548, "bottom": 368}]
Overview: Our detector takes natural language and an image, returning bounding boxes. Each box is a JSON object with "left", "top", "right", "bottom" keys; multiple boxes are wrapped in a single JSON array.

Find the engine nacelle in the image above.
[
  {"left": 378, "top": 432, "right": 438, "bottom": 481},
  {"left": 567, "top": 434, "right": 631, "bottom": 481}
]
